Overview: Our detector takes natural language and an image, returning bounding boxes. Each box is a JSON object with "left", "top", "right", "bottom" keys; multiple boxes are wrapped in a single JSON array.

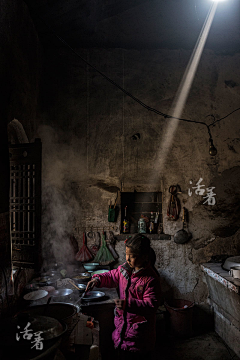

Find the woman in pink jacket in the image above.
[{"left": 86, "top": 234, "right": 161, "bottom": 360}]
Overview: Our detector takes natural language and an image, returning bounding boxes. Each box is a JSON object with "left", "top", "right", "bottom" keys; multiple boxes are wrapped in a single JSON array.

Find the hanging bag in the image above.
[
  {"left": 108, "top": 192, "right": 119, "bottom": 222},
  {"left": 88, "top": 231, "right": 100, "bottom": 257},
  {"left": 94, "top": 232, "right": 115, "bottom": 265},
  {"left": 75, "top": 232, "right": 93, "bottom": 262}
]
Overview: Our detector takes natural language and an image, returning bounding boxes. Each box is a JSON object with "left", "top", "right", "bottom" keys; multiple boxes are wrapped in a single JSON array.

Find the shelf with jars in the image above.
[{"left": 120, "top": 191, "right": 164, "bottom": 235}]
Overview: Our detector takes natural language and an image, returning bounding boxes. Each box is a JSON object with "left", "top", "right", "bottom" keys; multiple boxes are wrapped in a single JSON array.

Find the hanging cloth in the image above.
[
  {"left": 75, "top": 232, "right": 93, "bottom": 262},
  {"left": 106, "top": 231, "right": 118, "bottom": 259},
  {"left": 88, "top": 231, "right": 100, "bottom": 257},
  {"left": 167, "top": 185, "right": 181, "bottom": 221},
  {"left": 94, "top": 232, "right": 115, "bottom": 265}
]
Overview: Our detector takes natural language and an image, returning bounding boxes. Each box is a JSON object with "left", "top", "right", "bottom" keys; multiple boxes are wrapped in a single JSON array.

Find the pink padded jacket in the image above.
[{"left": 92, "top": 262, "right": 161, "bottom": 353}]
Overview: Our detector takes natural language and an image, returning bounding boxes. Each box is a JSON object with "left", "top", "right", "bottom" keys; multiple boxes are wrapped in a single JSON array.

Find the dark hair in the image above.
[
  {"left": 125, "top": 234, "right": 150, "bottom": 257},
  {"left": 125, "top": 234, "right": 158, "bottom": 272}
]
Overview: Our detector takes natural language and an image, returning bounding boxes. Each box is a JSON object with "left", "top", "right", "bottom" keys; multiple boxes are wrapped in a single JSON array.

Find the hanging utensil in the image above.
[
  {"left": 174, "top": 207, "right": 191, "bottom": 244},
  {"left": 167, "top": 185, "right": 181, "bottom": 221}
]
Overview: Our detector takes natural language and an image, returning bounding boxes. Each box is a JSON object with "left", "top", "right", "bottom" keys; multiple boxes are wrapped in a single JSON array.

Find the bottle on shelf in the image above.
[
  {"left": 149, "top": 212, "right": 155, "bottom": 233},
  {"left": 154, "top": 212, "right": 159, "bottom": 233},
  {"left": 157, "top": 217, "right": 163, "bottom": 234},
  {"left": 123, "top": 206, "right": 130, "bottom": 233},
  {"left": 138, "top": 215, "right": 146, "bottom": 234}
]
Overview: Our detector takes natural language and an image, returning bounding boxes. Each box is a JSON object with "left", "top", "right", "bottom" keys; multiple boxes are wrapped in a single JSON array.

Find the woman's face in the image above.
[{"left": 125, "top": 247, "right": 146, "bottom": 270}]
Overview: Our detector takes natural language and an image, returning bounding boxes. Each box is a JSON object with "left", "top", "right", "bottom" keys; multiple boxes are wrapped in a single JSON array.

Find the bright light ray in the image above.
[{"left": 151, "top": 2, "right": 218, "bottom": 180}]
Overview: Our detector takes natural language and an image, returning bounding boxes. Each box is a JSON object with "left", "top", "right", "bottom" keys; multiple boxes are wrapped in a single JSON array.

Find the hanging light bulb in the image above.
[{"left": 209, "top": 138, "right": 217, "bottom": 156}]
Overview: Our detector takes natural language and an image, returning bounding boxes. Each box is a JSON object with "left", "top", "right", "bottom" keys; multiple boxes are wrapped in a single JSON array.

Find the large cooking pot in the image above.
[
  {"left": 0, "top": 313, "right": 67, "bottom": 360},
  {"left": 19, "top": 302, "right": 79, "bottom": 338},
  {"left": 21, "top": 303, "right": 78, "bottom": 322}
]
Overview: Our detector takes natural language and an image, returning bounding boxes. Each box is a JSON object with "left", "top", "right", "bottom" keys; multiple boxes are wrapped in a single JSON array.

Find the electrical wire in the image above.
[
  {"left": 33, "top": 12, "right": 240, "bottom": 141},
  {"left": 209, "top": 107, "right": 240, "bottom": 127}
]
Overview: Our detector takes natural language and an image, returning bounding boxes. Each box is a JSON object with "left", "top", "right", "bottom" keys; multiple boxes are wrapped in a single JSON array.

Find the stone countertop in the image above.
[
  {"left": 20, "top": 276, "right": 118, "bottom": 310},
  {"left": 23, "top": 286, "right": 117, "bottom": 309},
  {"left": 201, "top": 263, "right": 240, "bottom": 294}
]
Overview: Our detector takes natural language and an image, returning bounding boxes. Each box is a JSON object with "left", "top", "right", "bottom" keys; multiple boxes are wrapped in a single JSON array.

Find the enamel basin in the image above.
[{"left": 222, "top": 256, "right": 240, "bottom": 271}]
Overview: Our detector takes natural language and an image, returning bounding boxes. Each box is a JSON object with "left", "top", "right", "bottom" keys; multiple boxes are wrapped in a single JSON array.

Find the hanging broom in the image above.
[{"left": 94, "top": 232, "right": 115, "bottom": 265}]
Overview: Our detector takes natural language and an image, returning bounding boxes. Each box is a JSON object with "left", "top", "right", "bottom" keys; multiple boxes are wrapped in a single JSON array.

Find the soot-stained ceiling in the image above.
[{"left": 24, "top": 0, "right": 240, "bottom": 53}]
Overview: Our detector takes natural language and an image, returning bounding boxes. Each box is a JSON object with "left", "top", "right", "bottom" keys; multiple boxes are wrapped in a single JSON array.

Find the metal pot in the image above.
[
  {"left": 20, "top": 302, "right": 78, "bottom": 322},
  {"left": 20, "top": 302, "right": 79, "bottom": 341},
  {"left": 72, "top": 272, "right": 91, "bottom": 284},
  {"left": 0, "top": 313, "right": 67, "bottom": 360}
]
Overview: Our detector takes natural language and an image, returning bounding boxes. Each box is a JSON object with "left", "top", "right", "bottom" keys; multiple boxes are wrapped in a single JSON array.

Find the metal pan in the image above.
[
  {"left": 23, "top": 290, "right": 48, "bottom": 301},
  {"left": 51, "top": 288, "right": 73, "bottom": 297},
  {"left": 81, "top": 291, "right": 105, "bottom": 301},
  {"left": 174, "top": 229, "right": 188, "bottom": 244},
  {"left": 174, "top": 207, "right": 191, "bottom": 244}
]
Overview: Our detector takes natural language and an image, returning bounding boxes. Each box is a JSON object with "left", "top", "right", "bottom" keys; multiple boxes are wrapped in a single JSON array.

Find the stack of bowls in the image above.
[{"left": 83, "top": 262, "right": 100, "bottom": 272}]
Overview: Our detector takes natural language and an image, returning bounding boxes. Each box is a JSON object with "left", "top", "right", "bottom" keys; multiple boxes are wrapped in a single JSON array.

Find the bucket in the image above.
[{"left": 164, "top": 299, "right": 194, "bottom": 338}]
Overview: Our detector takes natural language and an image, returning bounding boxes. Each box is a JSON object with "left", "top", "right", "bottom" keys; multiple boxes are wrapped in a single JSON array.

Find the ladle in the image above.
[
  {"left": 43, "top": 296, "right": 52, "bottom": 315},
  {"left": 75, "top": 289, "right": 89, "bottom": 306},
  {"left": 68, "top": 279, "right": 81, "bottom": 291}
]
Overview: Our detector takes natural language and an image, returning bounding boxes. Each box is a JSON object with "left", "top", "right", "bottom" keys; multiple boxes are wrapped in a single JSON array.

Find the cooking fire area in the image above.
[{"left": 1, "top": 258, "right": 117, "bottom": 360}]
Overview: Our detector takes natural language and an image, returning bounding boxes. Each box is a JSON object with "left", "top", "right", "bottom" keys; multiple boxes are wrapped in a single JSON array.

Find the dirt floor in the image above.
[
  {"left": 55, "top": 330, "right": 240, "bottom": 360},
  {"left": 153, "top": 331, "right": 240, "bottom": 360}
]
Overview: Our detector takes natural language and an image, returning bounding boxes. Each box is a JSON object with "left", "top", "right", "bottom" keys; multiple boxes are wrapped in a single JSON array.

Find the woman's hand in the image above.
[
  {"left": 86, "top": 278, "right": 99, "bottom": 292},
  {"left": 114, "top": 299, "right": 126, "bottom": 310}
]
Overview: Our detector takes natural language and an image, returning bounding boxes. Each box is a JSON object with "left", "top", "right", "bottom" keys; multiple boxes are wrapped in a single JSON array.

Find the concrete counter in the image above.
[
  {"left": 201, "top": 262, "right": 240, "bottom": 294},
  {"left": 201, "top": 262, "right": 240, "bottom": 358}
]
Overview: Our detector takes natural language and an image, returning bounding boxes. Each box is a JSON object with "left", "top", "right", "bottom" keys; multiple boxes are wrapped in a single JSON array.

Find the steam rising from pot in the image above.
[{"left": 38, "top": 125, "right": 85, "bottom": 269}]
